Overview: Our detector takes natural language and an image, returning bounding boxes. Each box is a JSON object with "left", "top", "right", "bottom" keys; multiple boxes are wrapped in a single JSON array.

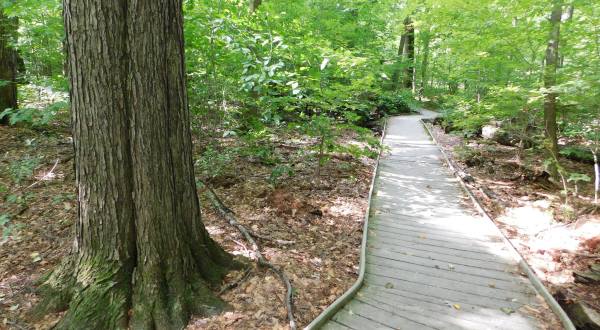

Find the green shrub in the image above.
[
  {"left": 0, "top": 101, "right": 68, "bottom": 127},
  {"left": 376, "top": 91, "right": 418, "bottom": 115},
  {"left": 8, "top": 156, "right": 41, "bottom": 184}
]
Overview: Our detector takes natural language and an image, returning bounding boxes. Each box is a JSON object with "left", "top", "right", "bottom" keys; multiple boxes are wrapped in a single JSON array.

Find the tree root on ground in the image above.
[
  {"left": 219, "top": 267, "right": 253, "bottom": 295},
  {"left": 199, "top": 181, "right": 297, "bottom": 330}
]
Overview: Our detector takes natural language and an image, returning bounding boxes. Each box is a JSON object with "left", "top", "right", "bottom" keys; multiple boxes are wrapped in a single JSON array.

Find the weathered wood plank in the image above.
[
  {"left": 321, "top": 321, "right": 354, "bottom": 330},
  {"left": 369, "top": 217, "right": 498, "bottom": 239},
  {"left": 368, "top": 229, "right": 510, "bottom": 257},
  {"left": 366, "top": 273, "right": 539, "bottom": 309},
  {"left": 365, "top": 263, "right": 536, "bottom": 300},
  {"left": 369, "top": 222, "right": 505, "bottom": 249},
  {"left": 367, "top": 249, "right": 522, "bottom": 282},
  {"left": 333, "top": 307, "right": 394, "bottom": 330},
  {"left": 367, "top": 237, "right": 511, "bottom": 263},
  {"left": 357, "top": 287, "right": 538, "bottom": 330},
  {"left": 367, "top": 236, "right": 514, "bottom": 272},
  {"left": 366, "top": 258, "right": 530, "bottom": 292},
  {"left": 345, "top": 300, "right": 439, "bottom": 329},
  {"left": 356, "top": 295, "right": 485, "bottom": 330}
]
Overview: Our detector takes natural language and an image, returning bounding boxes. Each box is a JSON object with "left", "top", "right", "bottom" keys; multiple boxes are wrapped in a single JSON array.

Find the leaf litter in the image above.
[{"left": 0, "top": 123, "right": 376, "bottom": 329}]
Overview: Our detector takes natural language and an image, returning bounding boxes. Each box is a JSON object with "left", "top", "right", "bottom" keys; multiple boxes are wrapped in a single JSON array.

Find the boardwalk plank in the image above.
[
  {"left": 368, "top": 230, "right": 511, "bottom": 257},
  {"left": 367, "top": 249, "right": 522, "bottom": 282},
  {"left": 345, "top": 300, "right": 439, "bottom": 329},
  {"left": 357, "top": 287, "right": 538, "bottom": 330},
  {"left": 367, "top": 237, "right": 512, "bottom": 264},
  {"left": 366, "top": 258, "right": 530, "bottom": 292},
  {"left": 369, "top": 224, "right": 503, "bottom": 246},
  {"left": 321, "top": 321, "right": 354, "bottom": 330},
  {"left": 369, "top": 218, "right": 499, "bottom": 240},
  {"left": 313, "top": 114, "right": 550, "bottom": 329},
  {"left": 366, "top": 273, "right": 533, "bottom": 309},
  {"left": 365, "top": 263, "right": 536, "bottom": 300},
  {"left": 333, "top": 307, "right": 394, "bottom": 330}
]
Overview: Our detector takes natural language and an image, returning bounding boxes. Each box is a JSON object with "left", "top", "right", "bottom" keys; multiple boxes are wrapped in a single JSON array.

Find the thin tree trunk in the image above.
[
  {"left": 419, "top": 30, "right": 431, "bottom": 97},
  {"left": 543, "top": 0, "right": 563, "bottom": 179},
  {"left": 593, "top": 150, "right": 599, "bottom": 204},
  {"left": 391, "top": 35, "right": 406, "bottom": 89},
  {"left": 250, "top": 0, "right": 262, "bottom": 13},
  {"left": 0, "top": 11, "right": 18, "bottom": 125},
  {"left": 403, "top": 16, "right": 415, "bottom": 90},
  {"left": 36, "top": 1, "right": 237, "bottom": 329}
]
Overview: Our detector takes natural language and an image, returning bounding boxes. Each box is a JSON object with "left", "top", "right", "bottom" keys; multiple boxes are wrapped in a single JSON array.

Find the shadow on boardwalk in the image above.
[{"left": 314, "top": 112, "right": 559, "bottom": 330}]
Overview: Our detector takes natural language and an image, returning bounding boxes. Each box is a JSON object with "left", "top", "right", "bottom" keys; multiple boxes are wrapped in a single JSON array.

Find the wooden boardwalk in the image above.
[{"left": 314, "top": 112, "right": 561, "bottom": 330}]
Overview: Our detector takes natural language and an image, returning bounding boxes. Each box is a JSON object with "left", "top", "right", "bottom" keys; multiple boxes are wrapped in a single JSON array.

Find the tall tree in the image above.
[
  {"left": 402, "top": 16, "right": 415, "bottom": 90},
  {"left": 391, "top": 16, "right": 415, "bottom": 91},
  {"left": 543, "top": 0, "right": 563, "bottom": 178},
  {"left": 0, "top": 10, "right": 18, "bottom": 125},
  {"left": 36, "top": 1, "right": 237, "bottom": 329},
  {"left": 419, "top": 28, "right": 431, "bottom": 97}
]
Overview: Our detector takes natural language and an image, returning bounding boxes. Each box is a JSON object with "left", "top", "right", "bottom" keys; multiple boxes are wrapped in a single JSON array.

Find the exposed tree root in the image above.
[
  {"left": 34, "top": 247, "right": 236, "bottom": 329},
  {"left": 219, "top": 266, "right": 253, "bottom": 295},
  {"left": 34, "top": 258, "right": 133, "bottom": 330},
  {"left": 199, "top": 181, "right": 297, "bottom": 330}
]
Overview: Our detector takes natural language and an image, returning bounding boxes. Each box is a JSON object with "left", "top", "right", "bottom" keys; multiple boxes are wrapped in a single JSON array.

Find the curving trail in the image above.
[{"left": 309, "top": 111, "right": 567, "bottom": 330}]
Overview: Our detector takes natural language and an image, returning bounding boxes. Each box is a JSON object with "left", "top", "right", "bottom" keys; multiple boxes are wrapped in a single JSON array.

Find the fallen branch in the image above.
[
  {"left": 27, "top": 158, "right": 59, "bottom": 190},
  {"left": 199, "top": 181, "right": 297, "bottom": 330}
]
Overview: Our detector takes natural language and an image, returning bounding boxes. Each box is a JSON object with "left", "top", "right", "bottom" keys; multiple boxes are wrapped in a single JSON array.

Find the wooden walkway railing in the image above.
[{"left": 306, "top": 112, "right": 574, "bottom": 330}]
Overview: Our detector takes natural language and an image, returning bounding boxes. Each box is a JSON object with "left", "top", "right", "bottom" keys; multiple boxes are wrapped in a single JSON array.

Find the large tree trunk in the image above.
[
  {"left": 543, "top": 0, "right": 562, "bottom": 178},
  {"left": 0, "top": 11, "right": 18, "bottom": 125},
  {"left": 36, "top": 1, "right": 237, "bottom": 329}
]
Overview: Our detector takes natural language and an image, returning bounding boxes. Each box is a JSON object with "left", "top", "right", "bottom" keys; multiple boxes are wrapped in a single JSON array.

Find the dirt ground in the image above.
[
  {"left": 426, "top": 122, "right": 600, "bottom": 325},
  {"left": 0, "top": 122, "right": 375, "bottom": 329}
]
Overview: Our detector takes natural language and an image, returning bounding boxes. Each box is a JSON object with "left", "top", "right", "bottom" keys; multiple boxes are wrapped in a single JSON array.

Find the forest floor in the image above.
[
  {"left": 426, "top": 121, "right": 600, "bottom": 325},
  {"left": 0, "top": 119, "right": 375, "bottom": 329}
]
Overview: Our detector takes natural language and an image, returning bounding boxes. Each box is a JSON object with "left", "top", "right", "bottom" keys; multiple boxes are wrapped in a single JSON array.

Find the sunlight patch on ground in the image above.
[
  {"left": 498, "top": 201, "right": 600, "bottom": 284},
  {"left": 205, "top": 225, "right": 225, "bottom": 236},
  {"left": 327, "top": 197, "right": 362, "bottom": 218},
  {"left": 497, "top": 205, "right": 553, "bottom": 236}
]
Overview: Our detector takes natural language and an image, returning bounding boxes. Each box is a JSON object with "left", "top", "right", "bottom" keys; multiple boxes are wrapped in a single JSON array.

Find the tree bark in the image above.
[
  {"left": 390, "top": 34, "right": 406, "bottom": 89},
  {"left": 419, "top": 30, "right": 431, "bottom": 97},
  {"left": 593, "top": 150, "right": 599, "bottom": 204},
  {"left": 402, "top": 16, "right": 415, "bottom": 90},
  {"left": 0, "top": 11, "right": 18, "bottom": 125},
  {"left": 250, "top": 0, "right": 262, "bottom": 13},
  {"left": 36, "top": 1, "right": 237, "bottom": 329},
  {"left": 543, "top": 0, "right": 562, "bottom": 178}
]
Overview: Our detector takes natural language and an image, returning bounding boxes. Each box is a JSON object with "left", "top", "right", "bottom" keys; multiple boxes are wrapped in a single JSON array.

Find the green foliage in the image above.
[
  {"left": 4, "top": 0, "right": 66, "bottom": 89},
  {"left": 0, "top": 101, "right": 67, "bottom": 126},
  {"left": 305, "top": 115, "right": 335, "bottom": 169},
  {"left": 376, "top": 91, "right": 417, "bottom": 116},
  {"left": 0, "top": 213, "right": 14, "bottom": 242},
  {"left": 567, "top": 173, "right": 591, "bottom": 184},
  {"left": 453, "top": 145, "right": 485, "bottom": 167},
  {"left": 268, "top": 165, "right": 294, "bottom": 188},
  {"left": 195, "top": 146, "right": 237, "bottom": 180},
  {"left": 51, "top": 193, "right": 76, "bottom": 205},
  {"left": 560, "top": 147, "right": 595, "bottom": 164},
  {"left": 8, "top": 156, "right": 40, "bottom": 184},
  {"left": 183, "top": 0, "right": 407, "bottom": 139}
]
